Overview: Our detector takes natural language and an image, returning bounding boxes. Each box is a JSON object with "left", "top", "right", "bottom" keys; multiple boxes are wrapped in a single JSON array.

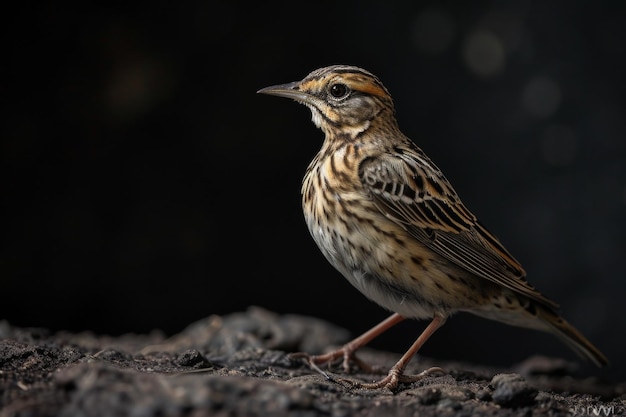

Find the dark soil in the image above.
[{"left": 1, "top": 307, "right": 624, "bottom": 416}]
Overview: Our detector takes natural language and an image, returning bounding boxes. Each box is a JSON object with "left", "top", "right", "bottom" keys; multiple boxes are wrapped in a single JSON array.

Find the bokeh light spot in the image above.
[{"left": 462, "top": 30, "right": 505, "bottom": 77}]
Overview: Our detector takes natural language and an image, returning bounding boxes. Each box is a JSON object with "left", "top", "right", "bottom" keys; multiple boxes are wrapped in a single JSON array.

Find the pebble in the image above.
[{"left": 490, "top": 373, "right": 538, "bottom": 407}]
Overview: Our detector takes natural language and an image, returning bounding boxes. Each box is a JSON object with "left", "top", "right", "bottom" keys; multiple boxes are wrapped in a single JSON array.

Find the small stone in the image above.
[
  {"left": 176, "top": 349, "right": 212, "bottom": 368},
  {"left": 490, "top": 373, "right": 537, "bottom": 408}
]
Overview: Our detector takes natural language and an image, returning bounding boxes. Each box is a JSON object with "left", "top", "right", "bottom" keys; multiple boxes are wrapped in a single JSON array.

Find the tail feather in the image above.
[
  {"left": 469, "top": 295, "right": 609, "bottom": 367},
  {"left": 537, "top": 305, "right": 609, "bottom": 367}
]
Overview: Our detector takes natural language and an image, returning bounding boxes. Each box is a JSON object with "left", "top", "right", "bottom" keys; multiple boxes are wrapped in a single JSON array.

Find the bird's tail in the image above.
[
  {"left": 536, "top": 304, "right": 609, "bottom": 368},
  {"left": 470, "top": 295, "right": 608, "bottom": 367}
]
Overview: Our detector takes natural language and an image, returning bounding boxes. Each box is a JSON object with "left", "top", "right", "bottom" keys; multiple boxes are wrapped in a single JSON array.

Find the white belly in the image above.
[{"left": 307, "top": 221, "right": 437, "bottom": 320}]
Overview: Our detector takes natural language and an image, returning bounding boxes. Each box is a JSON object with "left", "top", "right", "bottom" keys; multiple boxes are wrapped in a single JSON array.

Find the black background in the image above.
[{"left": 2, "top": 1, "right": 625, "bottom": 382}]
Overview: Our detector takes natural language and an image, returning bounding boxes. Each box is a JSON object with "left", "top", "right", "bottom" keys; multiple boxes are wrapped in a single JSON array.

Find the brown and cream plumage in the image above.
[{"left": 258, "top": 65, "right": 607, "bottom": 390}]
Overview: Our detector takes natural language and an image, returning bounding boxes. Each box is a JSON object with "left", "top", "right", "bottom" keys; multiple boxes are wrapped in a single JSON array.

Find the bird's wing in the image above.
[{"left": 358, "top": 145, "right": 558, "bottom": 309}]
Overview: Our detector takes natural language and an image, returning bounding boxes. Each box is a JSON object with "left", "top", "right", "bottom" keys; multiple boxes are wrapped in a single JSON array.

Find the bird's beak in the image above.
[{"left": 257, "top": 82, "right": 311, "bottom": 103}]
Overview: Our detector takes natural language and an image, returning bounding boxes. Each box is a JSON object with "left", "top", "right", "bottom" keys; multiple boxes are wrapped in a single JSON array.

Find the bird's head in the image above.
[{"left": 258, "top": 65, "right": 397, "bottom": 139}]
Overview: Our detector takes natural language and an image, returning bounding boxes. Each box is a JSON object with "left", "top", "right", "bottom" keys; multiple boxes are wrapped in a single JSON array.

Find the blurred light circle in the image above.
[{"left": 462, "top": 30, "right": 505, "bottom": 77}]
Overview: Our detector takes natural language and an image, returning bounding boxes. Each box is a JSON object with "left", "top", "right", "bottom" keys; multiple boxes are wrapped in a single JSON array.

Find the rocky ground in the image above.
[{"left": 1, "top": 306, "right": 624, "bottom": 417}]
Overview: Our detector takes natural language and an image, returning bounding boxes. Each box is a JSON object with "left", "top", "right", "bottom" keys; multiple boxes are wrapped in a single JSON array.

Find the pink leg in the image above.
[
  {"left": 358, "top": 314, "right": 447, "bottom": 390},
  {"left": 291, "top": 313, "right": 405, "bottom": 374}
]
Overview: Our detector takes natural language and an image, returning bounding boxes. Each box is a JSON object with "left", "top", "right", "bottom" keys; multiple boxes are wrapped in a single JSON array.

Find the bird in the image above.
[{"left": 257, "top": 65, "right": 608, "bottom": 390}]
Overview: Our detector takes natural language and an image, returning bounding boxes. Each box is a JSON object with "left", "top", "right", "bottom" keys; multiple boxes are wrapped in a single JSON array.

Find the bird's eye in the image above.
[{"left": 329, "top": 83, "right": 350, "bottom": 99}]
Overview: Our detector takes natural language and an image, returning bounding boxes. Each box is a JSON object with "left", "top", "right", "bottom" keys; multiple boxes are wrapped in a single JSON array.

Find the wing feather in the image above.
[{"left": 359, "top": 146, "right": 558, "bottom": 309}]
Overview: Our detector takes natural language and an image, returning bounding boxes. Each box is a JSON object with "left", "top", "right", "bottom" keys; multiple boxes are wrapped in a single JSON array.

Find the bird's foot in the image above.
[
  {"left": 338, "top": 366, "right": 446, "bottom": 391},
  {"left": 289, "top": 347, "right": 384, "bottom": 378}
]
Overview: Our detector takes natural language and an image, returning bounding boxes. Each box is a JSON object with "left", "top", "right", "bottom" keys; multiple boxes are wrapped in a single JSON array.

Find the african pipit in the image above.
[{"left": 257, "top": 65, "right": 608, "bottom": 390}]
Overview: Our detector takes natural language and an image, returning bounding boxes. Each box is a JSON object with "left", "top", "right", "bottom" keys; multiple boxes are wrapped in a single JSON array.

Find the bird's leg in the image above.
[
  {"left": 352, "top": 314, "right": 447, "bottom": 390},
  {"left": 290, "top": 313, "right": 405, "bottom": 377}
]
